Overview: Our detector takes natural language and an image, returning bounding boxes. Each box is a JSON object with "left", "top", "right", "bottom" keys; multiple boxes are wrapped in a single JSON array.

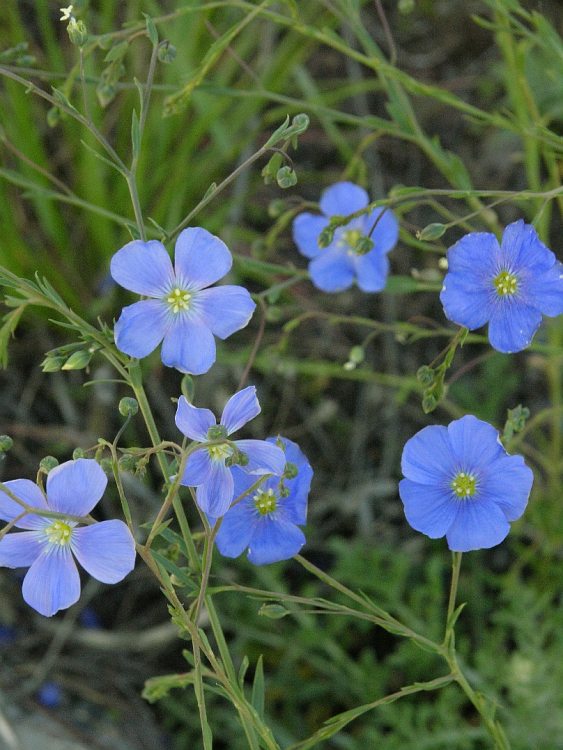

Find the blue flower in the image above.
[
  {"left": 111, "top": 228, "right": 256, "bottom": 374},
  {"left": 440, "top": 220, "right": 563, "bottom": 353},
  {"left": 213, "top": 437, "right": 312, "bottom": 565},
  {"left": 0, "top": 459, "right": 136, "bottom": 617},
  {"left": 292, "top": 181, "right": 399, "bottom": 293},
  {"left": 399, "top": 415, "right": 533, "bottom": 552},
  {"left": 175, "top": 386, "right": 286, "bottom": 517}
]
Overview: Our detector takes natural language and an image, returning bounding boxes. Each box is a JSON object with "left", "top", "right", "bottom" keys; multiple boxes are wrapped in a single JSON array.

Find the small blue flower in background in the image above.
[
  {"left": 292, "top": 181, "right": 399, "bottom": 293},
  {"left": 37, "top": 682, "right": 62, "bottom": 709},
  {"left": 111, "top": 227, "right": 256, "bottom": 374},
  {"left": 440, "top": 220, "right": 563, "bottom": 353},
  {"left": 399, "top": 415, "right": 533, "bottom": 552},
  {"left": 0, "top": 459, "right": 136, "bottom": 617},
  {"left": 212, "top": 437, "right": 312, "bottom": 565},
  {"left": 175, "top": 386, "right": 286, "bottom": 517}
]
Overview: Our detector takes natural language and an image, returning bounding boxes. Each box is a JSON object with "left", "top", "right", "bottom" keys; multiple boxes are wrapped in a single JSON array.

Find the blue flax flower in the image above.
[
  {"left": 111, "top": 228, "right": 256, "bottom": 374},
  {"left": 0, "top": 459, "right": 136, "bottom": 617},
  {"left": 399, "top": 415, "right": 533, "bottom": 551},
  {"left": 292, "top": 181, "right": 399, "bottom": 293},
  {"left": 212, "top": 437, "right": 312, "bottom": 565},
  {"left": 440, "top": 220, "right": 563, "bottom": 353},
  {"left": 175, "top": 386, "right": 286, "bottom": 517}
]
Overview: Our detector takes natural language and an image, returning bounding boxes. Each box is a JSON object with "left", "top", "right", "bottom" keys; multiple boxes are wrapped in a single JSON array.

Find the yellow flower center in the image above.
[
  {"left": 45, "top": 520, "right": 73, "bottom": 546},
  {"left": 341, "top": 229, "right": 363, "bottom": 248},
  {"left": 493, "top": 270, "right": 518, "bottom": 297},
  {"left": 166, "top": 288, "right": 192, "bottom": 313},
  {"left": 450, "top": 472, "right": 477, "bottom": 498},
  {"left": 207, "top": 444, "right": 232, "bottom": 462},
  {"left": 254, "top": 488, "right": 277, "bottom": 516}
]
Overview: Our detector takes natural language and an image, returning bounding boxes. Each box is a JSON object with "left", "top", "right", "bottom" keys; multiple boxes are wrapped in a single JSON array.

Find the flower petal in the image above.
[
  {"left": 309, "top": 248, "right": 355, "bottom": 292},
  {"left": 267, "top": 437, "right": 312, "bottom": 526},
  {"left": 161, "top": 317, "right": 216, "bottom": 374},
  {"left": 22, "top": 547, "right": 81, "bottom": 617},
  {"left": 292, "top": 213, "right": 329, "bottom": 259},
  {"left": 0, "top": 479, "right": 49, "bottom": 529},
  {"left": 445, "top": 498, "right": 510, "bottom": 552},
  {"left": 114, "top": 300, "right": 170, "bottom": 359},
  {"left": 487, "top": 299, "right": 542, "bottom": 353},
  {"left": 196, "top": 286, "right": 256, "bottom": 339},
  {"left": 319, "top": 182, "right": 368, "bottom": 217},
  {"left": 0, "top": 531, "right": 43, "bottom": 568},
  {"left": 46, "top": 459, "right": 107, "bottom": 516},
  {"left": 446, "top": 415, "right": 505, "bottom": 470},
  {"left": 440, "top": 271, "right": 493, "bottom": 329},
  {"left": 234, "top": 440, "right": 286, "bottom": 476},
  {"left": 195, "top": 463, "right": 234, "bottom": 517},
  {"left": 174, "top": 228, "right": 232, "bottom": 291},
  {"left": 525, "top": 261, "right": 563, "bottom": 317},
  {"left": 446, "top": 232, "right": 499, "bottom": 279},
  {"left": 500, "top": 220, "right": 555, "bottom": 273},
  {"left": 480, "top": 454, "right": 533, "bottom": 521},
  {"left": 180, "top": 449, "right": 214, "bottom": 486},
  {"left": 175, "top": 396, "right": 216, "bottom": 441},
  {"left": 247, "top": 516, "right": 306, "bottom": 565},
  {"left": 354, "top": 250, "right": 390, "bottom": 293},
  {"left": 110, "top": 240, "right": 174, "bottom": 296},
  {"left": 71, "top": 520, "right": 136, "bottom": 584},
  {"left": 220, "top": 386, "right": 260, "bottom": 435},
  {"left": 362, "top": 207, "right": 399, "bottom": 254},
  {"left": 399, "top": 479, "right": 458, "bottom": 538},
  {"left": 401, "top": 425, "right": 455, "bottom": 485},
  {"left": 215, "top": 499, "right": 258, "bottom": 558}
]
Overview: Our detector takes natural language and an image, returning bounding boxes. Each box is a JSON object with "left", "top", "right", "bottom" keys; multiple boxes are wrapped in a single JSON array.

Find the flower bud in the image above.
[
  {"left": 61, "top": 349, "right": 92, "bottom": 370},
  {"left": 283, "top": 461, "right": 298, "bottom": 479},
  {"left": 157, "top": 41, "right": 176, "bottom": 64},
  {"left": 276, "top": 166, "right": 297, "bottom": 189},
  {"left": 119, "top": 397, "right": 139, "bottom": 417},
  {"left": 41, "top": 354, "right": 66, "bottom": 373},
  {"left": 0, "top": 435, "right": 13, "bottom": 452},
  {"left": 72, "top": 447, "right": 86, "bottom": 460},
  {"left": 417, "top": 365, "right": 435, "bottom": 386},
  {"left": 40, "top": 456, "right": 59, "bottom": 473},
  {"left": 67, "top": 18, "right": 88, "bottom": 47}
]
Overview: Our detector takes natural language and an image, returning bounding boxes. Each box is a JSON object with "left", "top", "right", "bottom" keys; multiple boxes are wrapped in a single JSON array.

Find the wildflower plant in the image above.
[{"left": 0, "top": 4, "right": 561, "bottom": 750}]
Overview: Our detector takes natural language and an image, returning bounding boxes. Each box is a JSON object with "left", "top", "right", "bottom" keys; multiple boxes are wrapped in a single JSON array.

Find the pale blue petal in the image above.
[
  {"left": 401, "top": 425, "right": 455, "bottom": 485},
  {"left": 22, "top": 546, "right": 81, "bottom": 617},
  {"left": 46, "top": 459, "right": 107, "bottom": 516},
  {"left": 174, "top": 227, "right": 232, "bottom": 291},
  {"left": 500, "top": 220, "right": 554, "bottom": 273},
  {"left": 525, "top": 262, "right": 563, "bottom": 317},
  {"left": 362, "top": 207, "right": 399, "bottom": 254},
  {"left": 292, "top": 213, "right": 329, "bottom": 259},
  {"left": 195, "top": 463, "right": 234, "bottom": 517},
  {"left": 71, "top": 520, "right": 136, "bottom": 584},
  {"left": 0, "top": 479, "right": 49, "bottom": 529},
  {"left": 354, "top": 250, "right": 389, "bottom": 292},
  {"left": 440, "top": 271, "right": 493, "bottom": 329},
  {"left": 247, "top": 516, "right": 306, "bottom": 565},
  {"left": 309, "top": 248, "right": 355, "bottom": 292},
  {"left": 446, "top": 415, "right": 504, "bottom": 469},
  {"left": 399, "top": 479, "right": 458, "bottom": 538},
  {"left": 175, "top": 396, "right": 216, "bottom": 441},
  {"left": 446, "top": 498, "right": 510, "bottom": 552},
  {"left": 480, "top": 454, "right": 533, "bottom": 521},
  {"left": 234, "top": 440, "right": 286, "bottom": 476},
  {"left": 215, "top": 499, "right": 258, "bottom": 558},
  {"left": 487, "top": 299, "right": 542, "bottom": 353},
  {"left": 114, "top": 300, "right": 170, "bottom": 358},
  {"left": 220, "top": 386, "right": 260, "bottom": 435},
  {"left": 0, "top": 531, "right": 43, "bottom": 568},
  {"left": 180, "top": 449, "right": 214, "bottom": 486},
  {"left": 319, "top": 182, "right": 368, "bottom": 217},
  {"left": 110, "top": 240, "right": 174, "bottom": 296},
  {"left": 446, "top": 232, "right": 498, "bottom": 279},
  {"left": 268, "top": 437, "right": 312, "bottom": 526},
  {"left": 161, "top": 317, "right": 216, "bottom": 374},
  {"left": 196, "top": 286, "right": 256, "bottom": 339}
]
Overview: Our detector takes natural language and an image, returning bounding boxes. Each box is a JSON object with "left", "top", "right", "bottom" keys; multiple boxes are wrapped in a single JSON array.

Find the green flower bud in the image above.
[
  {"left": 61, "top": 349, "right": 93, "bottom": 370},
  {"left": 318, "top": 225, "right": 336, "bottom": 249},
  {"left": 352, "top": 236, "right": 374, "bottom": 255},
  {"left": 283, "top": 461, "right": 298, "bottom": 479},
  {"left": 118, "top": 454, "right": 138, "bottom": 472},
  {"left": 41, "top": 354, "right": 66, "bottom": 372},
  {"left": 349, "top": 346, "right": 365, "bottom": 365},
  {"left": 417, "top": 223, "right": 446, "bottom": 242},
  {"left": 0, "top": 435, "right": 13, "bottom": 452},
  {"left": 422, "top": 394, "right": 438, "bottom": 414},
  {"left": 119, "top": 397, "right": 139, "bottom": 417},
  {"left": 72, "top": 447, "right": 86, "bottom": 460},
  {"left": 67, "top": 18, "right": 88, "bottom": 46},
  {"left": 417, "top": 365, "right": 435, "bottom": 386},
  {"left": 276, "top": 166, "right": 298, "bottom": 189},
  {"left": 157, "top": 41, "right": 176, "bottom": 64},
  {"left": 40, "top": 456, "right": 59, "bottom": 473},
  {"left": 100, "top": 458, "right": 113, "bottom": 475}
]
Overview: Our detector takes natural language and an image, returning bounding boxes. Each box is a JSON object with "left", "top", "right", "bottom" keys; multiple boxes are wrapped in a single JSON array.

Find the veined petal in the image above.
[
  {"left": 22, "top": 546, "right": 81, "bottom": 617},
  {"left": 399, "top": 479, "right": 458, "bottom": 538},
  {"left": 319, "top": 182, "right": 368, "bottom": 217},
  {"left": 447, "top": 415, "right": 505, "bottom": 469},
  {"left": 309, "top": 248, "right": 355, "bottom": 292},
  {"left": 354, "top": 250, "right": 389, "bottom": 293},
  {"left": 446, "top": 498, "right": 509, "bottom": 552},
  {"left": 195, "top": 463, "right": 234, "bottom": 517},
  {"left": 220, "top": 386, "right": 260, "bottom": 435},
  {"left": 362, "top": 207, "right": 399, "bottom": 254},
  {"left": 196, "top": 286, "right": 256, "bottom": 339},
  {"left": 215, "top": 499, "right": 258, "bottom": 558},
  {"left": 487, "top": 299, "right": 542, "bottom": 353},
  {"left": 46, "top": 459, "right": 107, "bottom": 516},
  {"left": 500, "top": 220, "right": 555, "bottom": 273},
  {"left": 175, "top": 396, "right": 216, "bottom": 441},
  {"left": 174, "top": 228, "right": 232, "bottom": 290},
  {"left": 234, "top": 440, "right": 286, "bottom": 476},
  {"left": 292, "top": 213, "right": 329, "bottom": 259},
  {"left": 110, "top": 240, "right": 174, "bottom": 296},
  {"left": 446, "top": 232, "right": 499, "bottom": 279},
  {"left": 440, "top": 271, "right": 493, "bottom": 329},
  {"left": 161, "top": 317, "right": 216, "bottom": 375},
  {"left": 0, "top": 531, "right": 43, "bottom": 568},
  {"left": 401, "top": 425, "right": 455, "bottom": 484},
  {"left": 270, "top": 437, "right": 312, "bottom": 526},
  {"left": 480, "top": 454, "right": 533, "bottom": 521},
  {"left": 72, "top": 520, "right": 136, "bottom": 584},
  {"left": 525, "top": 262, "right": 563, "bottom": 317},
  {"left": 114, "top": 300, "right": 170, "bottom": 359},
  {"left": 0, "top": 479, "right": 49, "bottom": 529},
  {"left": 247, "top": 516, "right": 305, "bottom": 565},
  {"left": 180, "top": 449, "right": 214, "bottom": 486}
]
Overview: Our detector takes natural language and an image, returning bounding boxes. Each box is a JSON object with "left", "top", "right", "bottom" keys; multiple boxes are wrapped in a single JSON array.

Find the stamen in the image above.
[
  {"left": 207, "top": 444, "right": 232, "bottom": 462},
  {"left": 493, "top": 270, "right": 518, "bottom": 297},
  {"left": 45, "top": 520, "right": 73, "bottom": 546},
  {"left": 166, "top": 288, "right": 192, "bottom": 313},
  {"left": 450, "top": 472, "right": 477, "bottom": 498},
  {"left": 253, "top": 488, "right": 277, "bottom": 516}
]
